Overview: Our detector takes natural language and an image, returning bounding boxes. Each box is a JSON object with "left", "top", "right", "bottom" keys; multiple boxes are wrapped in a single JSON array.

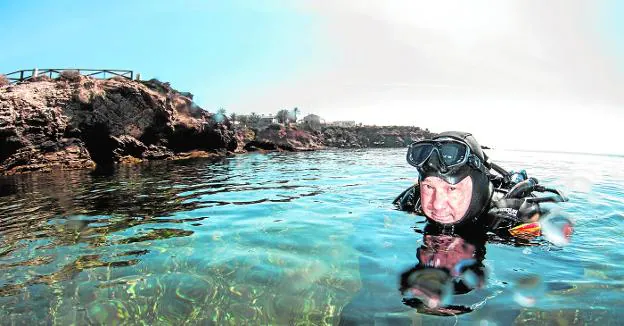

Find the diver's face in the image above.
[{"left": 420, "top": 176, "right": 472, "bottom": 224}]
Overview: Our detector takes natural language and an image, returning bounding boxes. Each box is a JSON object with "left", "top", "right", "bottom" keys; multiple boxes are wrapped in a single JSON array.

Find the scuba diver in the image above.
[
  {"left": 399, "top": 224, "right": 487, "bottom": 316},
  {"left": 394, "top": 132, "right": 571, "bottom": 316},
  {"left": 393, "top": 131, "right": 569, "bottom": 237}
]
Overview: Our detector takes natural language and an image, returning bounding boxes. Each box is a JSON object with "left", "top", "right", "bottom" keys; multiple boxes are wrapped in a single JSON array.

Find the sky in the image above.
[{"left": 1, "top": 0, "right": 623, "bottom": 155}]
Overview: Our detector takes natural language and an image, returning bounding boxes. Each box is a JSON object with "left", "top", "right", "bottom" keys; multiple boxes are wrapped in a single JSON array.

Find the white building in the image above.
[{"left": 329, "top": 120, "right": 356, "bottom": 127}]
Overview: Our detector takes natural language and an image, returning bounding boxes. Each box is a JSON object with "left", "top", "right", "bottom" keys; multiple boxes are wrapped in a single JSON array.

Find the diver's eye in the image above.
[
  {"left": 449, "top": 186, "right": 457, "bottom": 191},
  {"left": 424, "top": 184, "right": 434, "bottom": 190}
]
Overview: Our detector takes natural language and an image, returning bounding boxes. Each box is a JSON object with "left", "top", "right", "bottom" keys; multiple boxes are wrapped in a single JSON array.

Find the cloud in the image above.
[{"left": 233, "top": 0, "right": 623, "bottom": 154}]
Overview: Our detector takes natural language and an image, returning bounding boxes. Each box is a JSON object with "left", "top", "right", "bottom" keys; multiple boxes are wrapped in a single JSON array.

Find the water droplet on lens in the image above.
[
  {"left": 383, "top": 216, "right": 392, "bottom": 228},
  {"left": 562, "top": 175, "right": 593, "bottom": 194},
  {"left": 513, "top": 292, "right": 536, "bottom": 307},
  {"left": 403, "top": 269, "right": 453, "bottom": 309},
  {"left": 214, "top": 113, "right": 225, "bottom": 123},
  {"left": 461, "top": 269, "right": 483, "bottom": 289},
  {"left": 512, "top": 275, "right": 544, "bottom": 307},
  {"left": 540, "top": 214, "right": 574, "bottom": 246},
  {"left": 479, "top": 320, "right": 498, "bottom": 326},
  {"left": 212, "top": 231, "right": 222, "bottom": 241},
  {"left": 453, "top": 258, "right": 476, "bottom": 275},
  {"left": 522, "top": 247, "right": 532, "bottom": 255}
]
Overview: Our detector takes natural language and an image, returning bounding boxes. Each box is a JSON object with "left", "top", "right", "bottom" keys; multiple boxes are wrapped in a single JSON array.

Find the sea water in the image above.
[{"left": 0, "top": 149, "right": 622, "bottom": 325}]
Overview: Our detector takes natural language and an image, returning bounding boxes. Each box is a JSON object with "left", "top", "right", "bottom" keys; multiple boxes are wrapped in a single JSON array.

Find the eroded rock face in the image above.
[
  {"left": 251, "top": 124, "right": 324, "bottom": 152},
  {"left": 0, "top": 77, "right": 235, "bottom": 174},
  {"left": 233, "top": 127, "right": 256, "bottom": 153},
  {"left": 0, "top": 138, "right": 94, "bottom": 175},
  {"left": 0, "top": 75, "right": 436, "bottom": 175}
]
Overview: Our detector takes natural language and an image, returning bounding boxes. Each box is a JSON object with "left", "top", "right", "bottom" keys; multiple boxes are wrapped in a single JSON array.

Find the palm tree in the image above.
[
  {"left": 211, "top": 107, "right": 228, "bottom": 124},
  {"left": 229, "top": 113, "right": 237, "bottom": 124},
  {"left": 236, "top": 114, "right": 248, "bottom": 126},
  {"left": 249, "top": 112, "right": 261, "bottom": 126},
  {"left": 293, "top": 107, "right": 300, "bottom": 123},
  {"left": 276, "top": 109, "right": 290, "bottom": 124}
]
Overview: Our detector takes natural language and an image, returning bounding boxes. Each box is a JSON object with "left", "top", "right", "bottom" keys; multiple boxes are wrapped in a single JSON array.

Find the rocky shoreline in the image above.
[{"left": 0, "top": 76, "right": 433, "bottom": 175}]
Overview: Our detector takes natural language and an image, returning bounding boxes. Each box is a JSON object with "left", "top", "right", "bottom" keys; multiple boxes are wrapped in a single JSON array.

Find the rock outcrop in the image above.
[
  {"left": 0, "top": 76, "right": 236, "bottom": 175},
  {"left": 245, "top": 124, "right": 323, "bottom": 152},
  {"left": 321, "top": 125, "right": 435, "bottom": 148},
  {"left": 0, "top": 75, "right": 435, "bottom": 175},
  {"left": 230, "top": 124, "right": 435, "bottom": 153}
]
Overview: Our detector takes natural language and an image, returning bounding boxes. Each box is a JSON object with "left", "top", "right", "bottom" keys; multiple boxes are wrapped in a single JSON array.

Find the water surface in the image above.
[{"left": 1, "top": 149, "right": 623, "bottom": 324}]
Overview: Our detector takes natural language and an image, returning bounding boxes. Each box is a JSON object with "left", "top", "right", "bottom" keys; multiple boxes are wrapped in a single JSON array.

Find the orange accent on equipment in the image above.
[{"left": 509, "top": 222, "right": 542, "bottom": 237}]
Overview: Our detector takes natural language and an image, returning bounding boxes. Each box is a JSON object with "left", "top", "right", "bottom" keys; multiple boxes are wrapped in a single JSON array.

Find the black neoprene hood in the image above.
[
  {"left": 415, "top": 131, "right": 493, "bottom": 226},
  {"left": 434, "top": 131, "right": 486, "bottom": 161},
  {"left": 418, "top": 131, "right": 486, "bottom": 184}
]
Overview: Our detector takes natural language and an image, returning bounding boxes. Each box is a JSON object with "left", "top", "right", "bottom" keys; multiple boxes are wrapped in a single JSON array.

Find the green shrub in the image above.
[
  {"left": 110, "top": 75, "right": 128, "bottom": 82},
  {"left": 31, "top": 74, "right": 52, "bottom": 82},
  {"left": 60, "top": 70, "right": 81, "bottom": 81},
  {"left": 140, "top": 78, "right": 172, "bottom": 94},
  {"left": 267, "top": 123, "right": 282, "bottom": 131}
]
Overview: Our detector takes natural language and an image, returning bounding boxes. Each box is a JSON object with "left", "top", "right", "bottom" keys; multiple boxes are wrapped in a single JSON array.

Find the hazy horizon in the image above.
[{"left": 1, "top": 0, "right": 622, "bottom": 155}]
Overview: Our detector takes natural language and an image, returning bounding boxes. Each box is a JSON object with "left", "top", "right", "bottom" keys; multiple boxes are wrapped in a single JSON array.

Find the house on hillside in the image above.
[
  {"left": 303, "top": 114, "right": 324, "bottom": 129},
  {"left": 329, "top": 120, "right": 356, "bottom": 127},
  {"left": 257, "top": 114, "right": 278, "bottom": 129}
]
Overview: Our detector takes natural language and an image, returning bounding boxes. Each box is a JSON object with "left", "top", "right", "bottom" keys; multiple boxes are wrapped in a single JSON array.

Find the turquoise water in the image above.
[{"left": 0, "top": 149, "right": 623, "bottom": 325}]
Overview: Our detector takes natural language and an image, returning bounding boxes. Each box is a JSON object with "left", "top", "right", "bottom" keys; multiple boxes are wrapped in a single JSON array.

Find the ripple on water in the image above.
[{"left": 0, "top": 150, "right": 623, "bottom": 323}]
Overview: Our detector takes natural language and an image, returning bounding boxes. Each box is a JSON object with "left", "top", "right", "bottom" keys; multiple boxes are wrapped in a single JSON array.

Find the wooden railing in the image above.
[{"left": 3, "top": 69, "right": 135, "bottom": 84}]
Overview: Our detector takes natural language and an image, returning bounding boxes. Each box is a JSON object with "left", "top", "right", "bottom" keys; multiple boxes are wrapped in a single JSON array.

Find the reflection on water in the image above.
[
  {"left": 399, "top": 224, "right": 487, "bottom": 315},
  {"left": 1, "top": 149, "right": 624, "bottom": 324}
]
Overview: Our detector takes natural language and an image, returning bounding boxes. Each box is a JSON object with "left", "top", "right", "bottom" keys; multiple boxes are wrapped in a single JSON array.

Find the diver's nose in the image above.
[{"left": 432, "top": 189, "right": 448, "bottom": 210}]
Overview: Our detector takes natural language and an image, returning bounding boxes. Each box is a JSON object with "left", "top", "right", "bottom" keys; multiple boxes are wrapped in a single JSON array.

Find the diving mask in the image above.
[{"left": 406, "top": 138, "right": 483, "bottom": 175}]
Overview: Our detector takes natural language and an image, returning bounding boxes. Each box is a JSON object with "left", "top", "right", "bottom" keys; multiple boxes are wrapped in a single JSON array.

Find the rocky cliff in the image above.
[
  {"left": 0, "top": 76, "right": 236, "bottom": 175},
  {"left": 0, "top": 75, "right": 435, "bottom": 175}
]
